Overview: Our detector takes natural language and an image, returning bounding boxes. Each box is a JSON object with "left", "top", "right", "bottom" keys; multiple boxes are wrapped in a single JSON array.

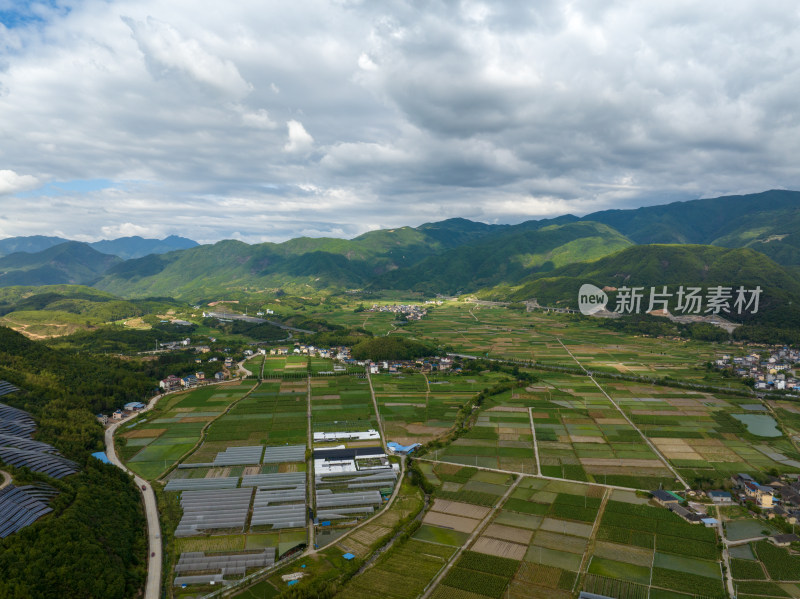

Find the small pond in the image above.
[{"left": 732, "top": 414, "right": 781, "bottom": 437}]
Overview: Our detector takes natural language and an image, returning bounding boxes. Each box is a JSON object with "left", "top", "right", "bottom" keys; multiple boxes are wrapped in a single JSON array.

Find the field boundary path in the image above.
[
  {"left": 555, "top": 338, "right": 690, "bottom": 489},
  {"left": 573, "top": 487, "right": 611, "bottom": 593},
  {"left": 528, "top": 407, "right": 541, "bottom": 475},
  {"left": 419, "top": 476, "right": 522, "bottom": 599},
  {"left": 366, "top": 370, "right": 388, "bottom": 452},
  {"left": 417, "top": 457, "right": 651, "bottom": 493},
  {"left": 306, "top": 374, "right": 316, "bottom": 551},
  {"left": 715, "top": 505, "right": 736, "bottom": 598}
]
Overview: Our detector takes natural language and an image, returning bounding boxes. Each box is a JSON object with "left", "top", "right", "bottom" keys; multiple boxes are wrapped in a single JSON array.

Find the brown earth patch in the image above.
[
  {"left": 430, "top": 499, "right": 491, "bottom": 519},
  {"left": 124, "top": 428, "right": 166, "bottom": 439},
  {"left": 472, "top": 536, "right": 527, "bottom": 560},
  {"left": 422, "top": 512, "right": 480, "bottom": 533},
  {"left": 180, "top": 416, "right": 212, "bottom": 423},
  {"left": 484, "top": 523, "right": 534, "bottom": 545}
]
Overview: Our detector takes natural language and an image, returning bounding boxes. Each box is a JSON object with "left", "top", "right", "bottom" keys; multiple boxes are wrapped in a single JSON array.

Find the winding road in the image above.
[
  {"left": 104, "top": 394, "right": 164, "bottom": 599},
  {"left": 0, "top": 469, "right": 11, "bottom": 490}
]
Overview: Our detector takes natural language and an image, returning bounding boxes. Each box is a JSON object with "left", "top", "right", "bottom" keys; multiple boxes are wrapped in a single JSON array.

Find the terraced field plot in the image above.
[{"left": 121, "top": 381, "right": 257, "bottom": 479}]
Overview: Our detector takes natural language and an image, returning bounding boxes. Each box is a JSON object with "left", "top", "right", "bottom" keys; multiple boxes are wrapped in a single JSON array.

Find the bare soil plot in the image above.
[
  {"left": 539, "top": 518, "right": 593, "bottom": 538},
  {"left": 124, "top": 428, "right": 166, "bottom": 439},
  {"left": 532, "top": 530, "right": 587, "bottom": 554},
  {"left": 484, "top": 523, "right": 534, "bottom": 545},
  {"left": 593, "top": 541, "right": 653, "bottom": 567},
  {"left": 422, "top": 512, "right": 481, "bottom": 533},
  {"left": 431, "top": 499, "right": 491, "bottom": 519},
  {"left": 579, "top": 458, "right": 666, "bottom": 468},
  {"left": 472, "top": 536, "right": 527, "bottom": 560},
  {"left": 570, "top": 435, "right": 607, "bottom": 444},
  {"left": 180, "top": 416, "right": 212, "bottom": 423}
]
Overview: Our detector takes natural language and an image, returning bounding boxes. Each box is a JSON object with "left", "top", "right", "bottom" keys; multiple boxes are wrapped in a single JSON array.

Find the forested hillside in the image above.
[{"left": 0, "top": 327, "right": 149, "bottom": 598}]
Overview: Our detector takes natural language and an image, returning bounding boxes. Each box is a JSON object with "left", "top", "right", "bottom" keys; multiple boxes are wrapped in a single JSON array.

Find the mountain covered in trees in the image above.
[{"left": 1, "top": 190, "right": 800, "bottom": 308}]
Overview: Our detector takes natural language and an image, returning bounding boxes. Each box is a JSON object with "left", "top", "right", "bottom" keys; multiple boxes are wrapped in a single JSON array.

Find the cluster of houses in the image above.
[
  {"left": 715, "top": 347, "right": 800, "bottom": 390},
  {"left": 650, "top": 473, "right": 800, "bottom": 546},
  {"left": 368, "top": 357, "right": 455, "bottom": 374},
  {"left": 368, "top": 303, "right": 428, "bottom": 320},
  {"left": 96, "top": 401, "right": 147, "bottom": 425},
  {"left": 158, "top": 371, "right": 228, "bottom": 392},
  {"left": 269, "top": 345, "right": 351, "bottom": 361}
]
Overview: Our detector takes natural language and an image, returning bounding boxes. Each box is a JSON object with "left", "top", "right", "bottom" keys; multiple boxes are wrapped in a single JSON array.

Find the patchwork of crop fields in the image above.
[
  {"left": 372, "top": 372, "right": 504, "bottom": 445},
  {"left": 120, "top": 381, "right": 258, "bottom": 479},
  {"left": 311, "top": 374, "right": 377, "bottom": 434},
  {"left": 117, "top": 303, "right": 800, "bottom": 599},
  {"left": 402, "top": 303, "right": 750, "bottom": 389}
]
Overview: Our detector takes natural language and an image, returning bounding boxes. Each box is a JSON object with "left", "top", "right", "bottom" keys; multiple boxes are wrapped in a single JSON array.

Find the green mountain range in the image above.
[
  {"left": 0, "top": 242, "right": 121, "bottom": 287},
  {"left": 498, "top": 244, "right": 800, "bottom": 327},
  {"left": 582, "top": 189, "right": 800, "bottom": 267},
  {"left": 375, "top": 221, "right": 631, "bottom": 294},
  {"left": 1, "top": 191, "right": 799, "bottom": 320}
]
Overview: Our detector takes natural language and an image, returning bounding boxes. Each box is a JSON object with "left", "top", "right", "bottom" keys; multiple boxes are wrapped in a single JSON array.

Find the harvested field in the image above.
[
  {"left": 179, "top": 416, "right": 212, "bottom": 423},
  {"left": 579, "top": 458, "right": 666, "bottom": 468},
  {"left": 278, "top": 463, "right": 300, "bottom": 473},
  {"left": 539, "top": 518, "right": 593, "bottom": 538},
  {"left": 243, "top": 466, "right": 260, "bottom": 476},
  {"left": 508, "top": 582, "right": 572, "bottom": 599},
  {"left": 593, "top": 541, "right": 653, "bottom": 567},
  {"left": 472, "top": 536, "right": 527, "bottom": 560},
  {"left": 483, "top": 523, "right": 534, "bottom": 545},
  {"left": 422, "top": 512, "right": 481, "bottom": 533},
  {"left": 431, "top": 499, "right": 491, "bottom": 520},
  {"left": 533, "top": 530, "right": 587, "bottom": 554},
  {"left": 124, "top": 428, "right": 166, "bottom": 439},
  {"left": 570, "top": 436, "right": 606, "bottom": 444}
]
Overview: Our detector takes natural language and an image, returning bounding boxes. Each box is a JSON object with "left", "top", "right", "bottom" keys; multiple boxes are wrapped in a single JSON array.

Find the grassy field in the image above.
[{"left": 121, "top": 381, "right": 257, "bottom": 479}]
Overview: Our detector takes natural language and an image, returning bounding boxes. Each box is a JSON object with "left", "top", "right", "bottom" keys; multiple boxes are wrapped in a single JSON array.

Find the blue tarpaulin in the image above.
[
  {"left": 91, "top": 452, "right": 111, "bottom": 464},
  {"left": 343, "top": 553, "right": 355, "bottom": 560}
]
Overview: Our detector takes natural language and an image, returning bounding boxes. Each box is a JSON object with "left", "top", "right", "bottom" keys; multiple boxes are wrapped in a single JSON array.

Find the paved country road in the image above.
[{"left": 104, "top": 394, "right": 164, "bottom": 599}]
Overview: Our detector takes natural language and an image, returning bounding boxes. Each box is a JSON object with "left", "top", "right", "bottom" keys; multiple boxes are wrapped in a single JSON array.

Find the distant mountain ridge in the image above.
[
  {"left": 0, "top": 190, "right": 798, "bottom": 302},
  {"left": 0, "top": 235, "right": 198, "bottom": 259},
  {"left": 0, "top": 242, "right": 121, "bottom": 287}
]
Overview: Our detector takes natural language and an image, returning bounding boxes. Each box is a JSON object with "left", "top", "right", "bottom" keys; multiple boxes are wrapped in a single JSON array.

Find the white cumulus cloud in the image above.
[
  {"left": 284, "top": 120, "right": 314, "bottom": 154},
  {"left": 0, "top": 170, "right": 39, "bottom": 195}
]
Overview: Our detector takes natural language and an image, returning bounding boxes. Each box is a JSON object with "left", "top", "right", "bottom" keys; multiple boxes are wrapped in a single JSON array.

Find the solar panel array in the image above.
[
  {"left": 164, "top": 477, "right": 239, "bottom": 492},
  {"left": 0, "top": 483, "right": 57, "bottom": 538},
  {"left": 0, "top": 381, "right": 20, "bottom": 397},
  {"left": 0, "top": 433, "right": 57, "bottom": 454},
  {"left": 0, "top": 447, "right": 78, "bottom": 479},
  {"left": 0, "top": 401, "right": 78, "bottom": 479},
  {"left": 174, "top": 548, "right": 276, "bottom": 581},
  {"left": 262, "top": 445, "right": 305, "bottom": 463},
  {"left": 175, "top": 488, "right": 254, "bottom": 537},
  {"left": 0, "top": 402, "right": 35, "bottom": 436},
  {"left": 212, "top": 446, "right": 264, "bottom": 466}
]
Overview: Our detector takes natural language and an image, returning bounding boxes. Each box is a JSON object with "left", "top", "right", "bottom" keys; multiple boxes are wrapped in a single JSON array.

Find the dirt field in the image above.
[
  {"left": 483, "top": 523, "right": 534, "bottom": 545},
  {"left": 422, "top": 512, "right": 481, "bottom": 533},
  {"left": 472, "top": 536, "right": 527, "bottom": 560},
  {"left": 579, "top": 458, "right": 666, "bottom": 468},
  {"left": 532, "top": 530, "right": 587, "bottom": 554},
  {"left": 593, "top": 541, "right": 653, "bottom": 567},
  {"left": 124, "top": 428, "right": 166, "bottom": 439},
  {"left": 243, "top": 466, "right": 260, "bottom": 475},
  {"left": 431, "top": 499, "right": 491, "bottom": 519}
]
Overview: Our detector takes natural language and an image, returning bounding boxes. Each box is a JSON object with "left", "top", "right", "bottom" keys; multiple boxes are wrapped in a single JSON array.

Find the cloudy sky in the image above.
[{"left": 1, "top": 0, "right": 800, "bottom": 244}]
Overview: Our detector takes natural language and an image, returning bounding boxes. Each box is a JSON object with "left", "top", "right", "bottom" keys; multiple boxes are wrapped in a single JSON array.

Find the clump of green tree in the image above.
[
  {"left": 0, "top": 461, "right": 147, "bottom": 599},
  {"left": 350, "top": 336, "right": 439, "bottom": 361}
]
